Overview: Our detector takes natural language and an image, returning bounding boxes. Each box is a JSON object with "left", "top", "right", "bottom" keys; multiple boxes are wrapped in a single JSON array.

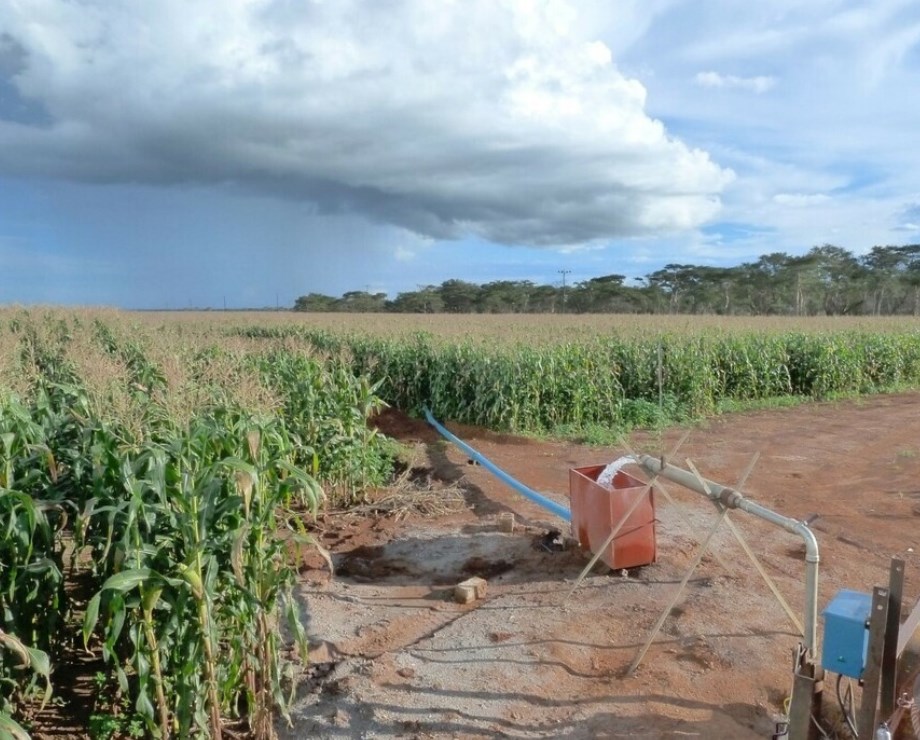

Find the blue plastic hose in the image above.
[{"left": 423, "top": 407, "right": 571, "bottom": 522}]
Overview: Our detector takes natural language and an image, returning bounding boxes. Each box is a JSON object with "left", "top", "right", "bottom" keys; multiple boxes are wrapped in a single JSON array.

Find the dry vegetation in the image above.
[{"left": 135, "top": 310, "right": 920, "bottom": 342}]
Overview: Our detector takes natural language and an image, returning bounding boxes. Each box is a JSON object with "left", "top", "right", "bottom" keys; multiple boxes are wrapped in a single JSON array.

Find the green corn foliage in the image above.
[
  {"left": 255, "top": 350, "right": 392, "bottom": 500},
  {"left": 80, "top": 412, "right": 320, "bottom": 738},
  {"left": 0, "top": 628, "right": 52, "bottom": 737},
  {"left": 8, "top": 307, "right": 920, "bottom": 737},
  {"left": 0, "top": 311, "right": 393, "bottom": 736},
  {"left": 0, "top": 396, "right": 65, "bottom": 722},
  {"left": 234, "top": 324, "right": 920, "bottom": 434}
]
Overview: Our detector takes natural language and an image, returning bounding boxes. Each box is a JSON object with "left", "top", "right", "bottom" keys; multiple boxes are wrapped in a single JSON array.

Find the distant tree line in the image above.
[{"left": 294, "top": 244, "right": 920, "bottom": 315}]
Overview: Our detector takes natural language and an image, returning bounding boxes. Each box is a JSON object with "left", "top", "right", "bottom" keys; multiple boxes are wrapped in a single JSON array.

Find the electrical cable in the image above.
[
  {"left": 911, "top": 672, "right": 920, "bottom": 739},
  {"left": 811, "top": 713, "right": 832, "bottom": 739},
  {"left": 836, "top": 673, "right": 859, "bottom": 738}
]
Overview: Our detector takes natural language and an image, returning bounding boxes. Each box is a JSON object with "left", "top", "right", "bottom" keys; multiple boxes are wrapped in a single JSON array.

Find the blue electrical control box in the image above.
[{"left": 821, "top": 589, "right": 872, "bottom": 679}]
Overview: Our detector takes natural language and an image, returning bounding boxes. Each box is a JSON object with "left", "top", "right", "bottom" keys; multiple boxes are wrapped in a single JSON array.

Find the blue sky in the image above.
[{"left": 1, "top": 0, "right": 919, "bottom": 308}]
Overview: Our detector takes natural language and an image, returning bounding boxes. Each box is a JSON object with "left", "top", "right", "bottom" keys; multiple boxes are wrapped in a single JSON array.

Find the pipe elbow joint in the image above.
[{"left": 794, "top": 524, "right": 820, "bottom": 563}]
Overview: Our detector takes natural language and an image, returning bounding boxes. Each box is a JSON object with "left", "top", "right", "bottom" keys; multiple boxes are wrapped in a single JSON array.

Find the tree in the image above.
[
  {"left": 861, "top": 245, "right": 920, "bottom": 314},
  {"left": 647, "top": 264, "right": 719, "bottom": 313},
  {"left": 293, "top": 293, "right": 338, "bottom": 312},
  {"left": 339, "top": 291, "right": 387, "bottom": 312},
  {"left": 526, "top": 284, "right": 559, "bottom": 313},
  {"left": 569, "top": 274, "right": 646, "bottom": 313},
  {"left": 477, "top": 281, "right": 534, "bottom": 313},
  {"left": 739, "top": 253, "right": 795, "bottom": 314},
  {"left": 291, "top": 243, "right": 920, "bottom": 316},
  {"left": 438, "top": 280, "right": 481, "bottom": 312},
  {"left": 390, "top": 287, "right": 444, "bottom": 313},
  {"left": 806, "top": 244, "right": 865, "bottom": 315}
]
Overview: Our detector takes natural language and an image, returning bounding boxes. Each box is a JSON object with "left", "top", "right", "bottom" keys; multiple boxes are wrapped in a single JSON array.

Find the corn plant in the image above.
[
  {"left": 0, "top": 629, "right": 51, "bottom": 738},
  {"left": 12, "top": 307, "right": 920, "bottom": 738},
  {"left": 255, "top": 350, "right": 392, "bottom": 501},
  {"left": 0, "top": 397, "right": 66, "bottom": 720},
  {"left": 92, "top": 319, "right": 174, "bottom": 435},
  {"left": 253, "top": 323, "right": 920, "bottom": 434},
  {"left": 82, "top": 411, "right": 320, "bottom": 738},
  {"left": 0, "top": 310, "right": 401, "bottom": 736}
]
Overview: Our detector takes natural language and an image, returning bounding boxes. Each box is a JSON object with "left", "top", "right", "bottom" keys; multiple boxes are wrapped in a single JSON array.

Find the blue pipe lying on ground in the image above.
[{"left": 423, "top": 407, "right": 572, "bottom": 523}]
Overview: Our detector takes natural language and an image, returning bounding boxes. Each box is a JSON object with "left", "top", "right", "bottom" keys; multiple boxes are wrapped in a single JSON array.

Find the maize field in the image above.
[
  {"left": 229, "top": 313, "right": 920, "bottom": 433},
  {"left": 5, "top": 308, "right": 920, "bottom": 736},
  {"left": 0, "top": 309, "right": 394, "bottom": 738}
]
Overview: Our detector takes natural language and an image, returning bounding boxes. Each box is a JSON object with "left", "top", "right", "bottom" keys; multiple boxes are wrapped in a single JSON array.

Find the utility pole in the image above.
[
  {"left": 558, "top": 269, "right": 571, "bottom": 314},
  {"left": 417, "top": 284, "right": 429, "bottom": 312}
]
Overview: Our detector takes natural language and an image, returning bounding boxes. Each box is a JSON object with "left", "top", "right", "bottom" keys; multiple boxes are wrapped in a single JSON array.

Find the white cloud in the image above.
[
  {"left": 892, "top": 202, "right": 920, "bottom": 232},
  {"left": 694, "top": 71, "right": 776, "bottom": 93},
  {"left": 0, "top": 0, "right": 731, "bottom": 247},
  {"left": 394, "top": 246, "right": 416, "bottom": 262},
  {"left": 772, "top": 192, "right": 831, "bottom": 207},
  {"left": 605, "top": 0, "right": 920, "bottom": 264}
]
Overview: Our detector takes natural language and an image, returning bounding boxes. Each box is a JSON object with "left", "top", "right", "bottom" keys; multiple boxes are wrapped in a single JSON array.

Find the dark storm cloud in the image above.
[{"left": 0, "top": 0, "right": 731, "bottom": 246}]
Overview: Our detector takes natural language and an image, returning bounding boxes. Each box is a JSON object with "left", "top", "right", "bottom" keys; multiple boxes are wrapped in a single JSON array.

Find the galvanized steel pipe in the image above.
[{"left": 636, "top": 455, "right": 820, "bottom": 655}]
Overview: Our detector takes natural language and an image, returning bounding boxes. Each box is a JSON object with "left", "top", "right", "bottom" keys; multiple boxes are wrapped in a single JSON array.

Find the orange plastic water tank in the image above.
[{"left": 569, "top": 465, "right": 656, "bottom": 570}]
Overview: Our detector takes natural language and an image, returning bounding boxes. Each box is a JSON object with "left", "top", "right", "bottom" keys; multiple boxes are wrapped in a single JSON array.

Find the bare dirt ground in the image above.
[{"left": 281, "top": 394, "right": 920, "bottom": 739}]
